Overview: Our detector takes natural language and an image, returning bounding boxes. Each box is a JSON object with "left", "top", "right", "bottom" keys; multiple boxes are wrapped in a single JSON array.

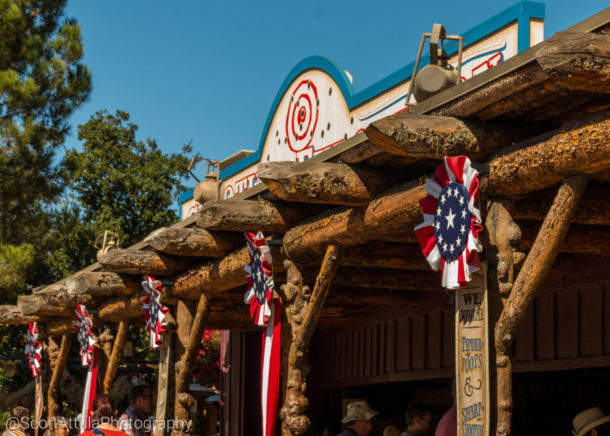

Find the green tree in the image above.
[
  {"left": 0, "top": 0, "right": 91, "bottom": 245},
  {"left": 64, "top": 110, "right": 191, "bottom": 247}
]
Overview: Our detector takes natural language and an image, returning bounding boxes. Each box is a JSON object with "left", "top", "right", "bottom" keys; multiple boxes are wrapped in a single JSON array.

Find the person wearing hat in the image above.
[
  {"left": 573, "top": 408, "right": 610, "bottom": 436},
  {"left": 339, "top": 400, "right": 378, "bottom": 436}
]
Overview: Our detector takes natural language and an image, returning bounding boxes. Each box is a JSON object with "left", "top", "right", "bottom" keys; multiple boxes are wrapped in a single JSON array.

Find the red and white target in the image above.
[{"left": 285, "top": 79, "right": 319, "bottom": 153}]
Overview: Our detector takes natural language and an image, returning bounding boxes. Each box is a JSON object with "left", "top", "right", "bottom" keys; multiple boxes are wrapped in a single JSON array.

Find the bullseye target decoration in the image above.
[{"left": 285, "top": 79, "right": 319, "bottom": 153}]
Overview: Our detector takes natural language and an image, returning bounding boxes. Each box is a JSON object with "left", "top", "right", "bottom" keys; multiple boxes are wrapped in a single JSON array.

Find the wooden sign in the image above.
[{"left": 456, "top": 265, "right": 489, "bottom": 436}]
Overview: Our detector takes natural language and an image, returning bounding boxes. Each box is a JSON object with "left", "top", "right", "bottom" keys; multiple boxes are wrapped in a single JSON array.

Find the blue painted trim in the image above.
[
  {"left": 215, "top": 1, "right": 544, "bottom": 181},
  {"left": 180, "top": 187, "right": 194, "bottom": 204}
]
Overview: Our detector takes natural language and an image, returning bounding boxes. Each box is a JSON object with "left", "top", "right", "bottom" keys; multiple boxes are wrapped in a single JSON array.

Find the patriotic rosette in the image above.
[
  {"left": 25, "top": 322, "right": 42, "bottom": 377},
  {"left": 142, "top": 274, "right": 169, "bottom": 350},
  {"left": 243, "top": 232, "right": 281, "bottom": 436},
  {"left": 74, "top": 305, "right": 96, "bottom": 366},
  {"left": 244, "top": 232, "right": 275, "bottom": 326},
  {"left": 414, "top": 156, "right": 483, "bottom": 289}
]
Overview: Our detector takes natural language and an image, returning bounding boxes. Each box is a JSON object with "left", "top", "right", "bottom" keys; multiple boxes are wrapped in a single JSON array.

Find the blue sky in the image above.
[{"left": 64, "top": 0, "right": 608, "bottom": 182}]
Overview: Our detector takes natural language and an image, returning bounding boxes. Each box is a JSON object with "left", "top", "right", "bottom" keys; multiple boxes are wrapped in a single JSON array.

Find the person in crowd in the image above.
[
  {"left": 435, "top": 380, "right": 456, "bottom": 436},
  {"left": 572, "top": 407, "right": 610, "bottom": 436},
  {"left": 52, "top": 417, "right": 69, "bottom": 436},
  {"left": 80, "top": 395, "right": 128, "bottom": 436},
  {"left": 383, "top": 424, "right": 402, "bottom": 436},
  {"left": 338, "top": 400, "right": 378, "bottom": 436},
  {"left": 117, "top": 385, "right": 154, "bottom": 436},
  {"left": 402, "top": 402, "right": 434, "bottom": 436},
  {"left": 2, "top": 406, "right": 29, "bottom": 436}
]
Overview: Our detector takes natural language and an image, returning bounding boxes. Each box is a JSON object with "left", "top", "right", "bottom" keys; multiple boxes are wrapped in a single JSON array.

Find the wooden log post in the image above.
[
  {"left": 99, "top": 249, "right": 192, "bottom": 275},
  {"left": 280, "top": 244, "right": 342, "bottom": 436},
  {"left": 17, "top": 292, "right": 89, "bottom": 317},
  {"left": 257, "top": 162, "right": 386, "bottom": 206},
  {"left": 174, "top": 294, "right": 210, "bottom": 434},
  {"left": 47, "top": 334, "right": 72, "bottom": 419},
  {"left": 493, "top": 175, "right": 588, "bottom": 436},
  {"left": 145, "top": 227, "right": 242, "bottom": 257},
  {"left": 103, "top": 320, "right": 129, "bottom": 394},
  {"left": 172, "top": 300, "right": 197, "bottom": 435}
]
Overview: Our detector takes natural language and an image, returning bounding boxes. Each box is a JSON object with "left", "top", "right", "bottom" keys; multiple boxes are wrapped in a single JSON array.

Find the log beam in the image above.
[
  {"left": 99, "top": 248, "right": 191, "bottom": 276},
  {"left": 97, "top": 293, "right": 147, "bottom": 322},
  {"left": 171, "top": 245, "right": 285, "bottom": 300},
  {"left": 66, "top": 272, "right": 140, "bottom": 297},
  {"left": 365, "top": 114, "right": 526, "bottom": 161},
  {"left": 47, "top": 334, "right": 72, "bottom": 419},
  {"left": 536, "top": 32, "right": 610, "bottom": 94},
  {"left": 103, "top": 320, "right": 128, "bottom": 394},
  {"left": 280, "top": 245, "right": 342, "bottom": 436},
  {"left": 486, "top": 109, "right": 610, "bottom": 197},
  {"left": 175, "top": 294, "right": 210, "bottom": 432},
  {"left": 283, "top": 181, "right": 426, "bottom": 260},
  {"left": 514, "top": 184, "right": 610, "bottom": 225},
  {"left": 17, "top": 292, "right": 92, "bottom": 317},
  {"left": 198, "top": 199, "right": 318, "bottom": 234},
  {"left": 519, "top": 221, "right": 610, "bottom": 255},
  {"left": 0, "top": 305, "right": 43, "bottom": 324},
  {"left": 145, "top": 227, "right": 242, "bottom": 257},
  {"left": 306, "top": 267, "right": 438, "bottom": 291},
  {"left": 494, "top": 175, "right": 588, "bottom": 436},
  {"left": 257, "top": 162, "right": 385, "bottom": 206},
  {"left": 335, "top": 242, "right": 429, "bottom": 270}
]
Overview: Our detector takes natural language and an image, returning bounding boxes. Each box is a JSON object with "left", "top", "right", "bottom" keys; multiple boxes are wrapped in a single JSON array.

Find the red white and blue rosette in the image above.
[
  {"left": 243, "top": 232, "right": 281, "bottom": 436},
  {"left": 414, "top": 156, "right": 483, "bottom": 289},
  {"left": 25, "top": 322, "right": 42, "bottom": 377},
  {"left": 244, "top": 232, "right": 275, "bottom": 326},
  {"left": 142, "top": 274, "right": 169, "bottom": 350},
  {"left": 74, "top": 305, "right": 96, "bottom": 366}
]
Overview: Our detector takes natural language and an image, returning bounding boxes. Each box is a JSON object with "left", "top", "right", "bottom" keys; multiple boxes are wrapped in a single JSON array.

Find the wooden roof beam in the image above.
[
  {"left": 145, "top": 227, "right": 242, "bottom": 257},
  {"left": 99, "top": 248, "right": 192, "bottom": 275},
  {"left": 365, "top": 114, "right": 527, "bottom": 161},
  {"left": 536, "top": 32, "right": 610, "bottom": 94},
  {"left": 487, "top": 109, "right": 610, "bottom": 196},
  {"left": 0, "top": 305, "right": 45, "bottom": 324},
  {"left": 257, "top": 161, "right": 387, "bottom": 206},
  {"left": 197, "top": 199, "right": 321, "bottom": 233},
  {"left": 171, "top": 245, "right": 285, "bottom": 299},
  {"left": 66, "top": 271, "right": 140, "bottom": 297}
]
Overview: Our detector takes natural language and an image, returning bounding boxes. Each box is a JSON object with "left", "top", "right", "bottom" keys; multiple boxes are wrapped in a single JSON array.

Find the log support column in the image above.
[
  {"left": 280, "top": 244, "right": 342, "bottom": 436},
  {"left": 493, "top": 175, "right": 588, "bottom": 436},
  {"left": 47, "top": 334, "right": 72, "bottom": 420},
  {"left": 103, "top": 320, "right": 129, "bottom": 394},
  {"left": 173, "top": 294, "right": 210, "bottom": 435}
]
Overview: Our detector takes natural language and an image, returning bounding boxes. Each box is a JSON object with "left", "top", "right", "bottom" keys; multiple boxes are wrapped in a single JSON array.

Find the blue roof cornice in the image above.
[{"left": 218, "top": 1, "right": 545, "bottom": 179}]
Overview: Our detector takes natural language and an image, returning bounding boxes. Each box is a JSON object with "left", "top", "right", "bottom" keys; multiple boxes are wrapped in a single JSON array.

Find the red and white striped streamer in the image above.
[
  {"left": 243, "top": 232, "right": 281, "bottom": 436},
  {"left": 73, "top": 305, "right": 98, "bottom": 431},
  {"left": 25, "top": 322, "right": 42, "bottom": 377}
]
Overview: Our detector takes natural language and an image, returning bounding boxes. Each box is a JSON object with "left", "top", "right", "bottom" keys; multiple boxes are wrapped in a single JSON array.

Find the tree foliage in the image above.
[
  {"left": 0, "top": 0, "right": 91, "bottom": 245},
  {"left": 64, "top": 110, "right": 191, "bottom": 247}
]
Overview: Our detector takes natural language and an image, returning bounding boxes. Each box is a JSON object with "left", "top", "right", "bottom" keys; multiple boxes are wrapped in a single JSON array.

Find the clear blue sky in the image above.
[{"left": 64, "top": 0, "right": 608, "bottom": 181}]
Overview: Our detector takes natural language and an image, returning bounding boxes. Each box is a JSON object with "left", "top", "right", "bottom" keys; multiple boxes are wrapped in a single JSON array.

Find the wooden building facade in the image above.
[{"left": 1, "top": 3, "right": 610, "bottom": 436}]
